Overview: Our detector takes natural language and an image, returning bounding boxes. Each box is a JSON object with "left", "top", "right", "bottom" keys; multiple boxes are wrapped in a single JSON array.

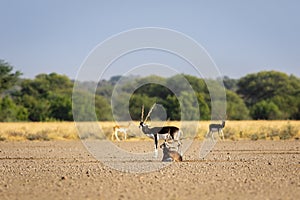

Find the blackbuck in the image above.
[
  {"left": 112, "top": 122, "right": 131, "bottom": 141},
  {"left": 139, "top": 104, "right": 182, "bottom": 158},
  {"left": 206, "top": 120, "right": 225, "bottom": 141},
  {"left": 160, "top": 142, "right": 182, "bottom": 162}
]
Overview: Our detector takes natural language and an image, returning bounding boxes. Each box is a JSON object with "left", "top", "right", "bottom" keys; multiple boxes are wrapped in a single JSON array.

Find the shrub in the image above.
[
  {"left": 279, "top": 122, "right": 297, "bottom": 140},
  {"left": 250, "top": 134, "right": 259, "bottom": 141},
  {"left": 26, "top": 131, "right": 50, "bottom": 141}
]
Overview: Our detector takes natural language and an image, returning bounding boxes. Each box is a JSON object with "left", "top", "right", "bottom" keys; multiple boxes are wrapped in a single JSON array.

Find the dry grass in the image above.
[
  {"left": 220, "top": 120, "right": 300, "bottom": 141},
  {"left": 0, "top": 122, "right": 78, "bottom": 141},
  {"left": 0, "top": 121, "right": 299, "bottom": 141}
]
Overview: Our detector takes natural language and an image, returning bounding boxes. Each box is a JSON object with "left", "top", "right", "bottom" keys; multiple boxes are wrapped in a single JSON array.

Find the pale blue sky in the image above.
[{"left": 1, "top": 0, "right": 299, "bottom": 80}]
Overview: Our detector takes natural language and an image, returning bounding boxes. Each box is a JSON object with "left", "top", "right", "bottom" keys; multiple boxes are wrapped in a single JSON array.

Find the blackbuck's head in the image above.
[
  {"left": 139, "top": 103, "right": 156, "bottom": 129},
  {"left": 160, "top": 142, "right": 169, "bottom": 150},
  {"left": 222, "top": 120, "right": 226, "bottom": 127},
  {"left": 216, "top": 113, "right": 226, "bottom": 128}
]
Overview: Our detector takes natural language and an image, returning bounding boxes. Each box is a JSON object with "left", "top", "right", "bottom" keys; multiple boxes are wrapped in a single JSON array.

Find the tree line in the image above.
[{"left": 0, "top": 59, "right": 299, "bottom": 121}]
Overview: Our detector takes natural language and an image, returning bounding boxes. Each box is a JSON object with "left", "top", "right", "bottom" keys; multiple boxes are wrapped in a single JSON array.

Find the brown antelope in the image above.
[
  {"left": 160, "top": 142, "right": 182, "bottom": 162},
  {"left": 139, "top": 104, "right": 182, "bottom": 158},
  {"left": 111, "top": 122, "right": 131, "bottom": 141}
]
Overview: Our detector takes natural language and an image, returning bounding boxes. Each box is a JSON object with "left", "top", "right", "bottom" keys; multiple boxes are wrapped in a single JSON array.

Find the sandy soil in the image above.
[{"left": 0, "top": 140, "right": 299, "bottom": 200}]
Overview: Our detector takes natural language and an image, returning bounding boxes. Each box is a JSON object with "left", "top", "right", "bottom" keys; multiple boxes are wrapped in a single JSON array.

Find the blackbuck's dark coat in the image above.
[{"left": 139, "top": 122, "right": 181, "bottom": 150}]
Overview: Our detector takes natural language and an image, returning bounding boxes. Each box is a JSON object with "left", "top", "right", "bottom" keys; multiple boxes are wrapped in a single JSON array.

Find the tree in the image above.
[
  {"left": 129, "top": 93, "right": 157, "bottom": 120},
  {"left": 197, "top": 93, "right": 210, "bottom": 120},
  {"left": 72, "top": 90, "right": 95, "bottom": 121},
  {"left": 164, "top": 95, "right": 181, "bottom": 120},
  {"left": 226, "top": 90, "right": 250, "bottom": 120},
  {"left": 178, "top": 91, "right": 200, "bottom": 120},
  {"left": 222, "top": 76, "right": 238, "bottom": 92},
  {"left": 0, "top": 60, "right": 25, "bottom": 121},
  {"left": 21, "top": 94, "right": 51, "bottom": 121},
  {"left": 238, "top": 71, "right": 290, "bottom": 106},
  {"left": 183, "top": 74, "right": 208, "bottom": 94},
  {"left": 95, "top": 95, "right": 113, "bottom": 121},
  {"left": 132, "top": 82, "right": 171, "bottom": 99},
  {"left": 166, "top": 74, "right": 198, "bottom": 96},
  {"left": 237, "top": 71, "right": 300, "bottom": 119},
  {"left": 0, "top": 60, "right": 22, "bottom": 94},
  {"left": 250, "top": 100, "right": 282, "bottom": 120},
  {"left": 17, "top": 73, "right": 74, "bottom": 121},
  {"left": 0, "top": 96, "right": 28, "bottom": 121},
  {"left": 49, "top": 94, "right": 73, "bottom": 121},
  {"left": 72, "top": 90, "right": 112, "bottom": 121}
]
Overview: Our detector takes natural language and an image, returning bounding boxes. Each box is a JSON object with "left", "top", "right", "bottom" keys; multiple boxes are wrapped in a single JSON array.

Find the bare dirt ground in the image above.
[{"left": 0, "top": 140, "right": 299, "bottom": 200}]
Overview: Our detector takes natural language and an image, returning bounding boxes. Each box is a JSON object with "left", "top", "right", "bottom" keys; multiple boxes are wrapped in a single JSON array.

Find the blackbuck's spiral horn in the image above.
[
  {"left": 144, "top": 103, "right": 156, "bottom": 123},
  {"left": 141, "top": 104, "right": 144, "bottom": 122}
]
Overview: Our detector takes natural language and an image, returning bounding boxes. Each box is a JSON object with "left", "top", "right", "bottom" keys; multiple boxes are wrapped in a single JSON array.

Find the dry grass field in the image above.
[{"left": 0, "top": 121, "right": 299, "bottom": 141}]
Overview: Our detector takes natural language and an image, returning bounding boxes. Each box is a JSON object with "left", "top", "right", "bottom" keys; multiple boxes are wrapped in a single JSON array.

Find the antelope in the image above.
[
  {"left": 160, "top": 142, "right": 182, "bottom": 162},
  {"left": 206, "top": 120, "right": 225, "bottom": 141},
  {"left": 139, "top": 103, "right": 182, "bottom": 158},
  {"left": 111, "top": 122, "right": 131, "bottom": 141}
]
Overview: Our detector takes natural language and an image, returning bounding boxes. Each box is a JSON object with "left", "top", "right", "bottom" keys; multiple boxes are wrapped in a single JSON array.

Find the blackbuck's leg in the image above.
[
  {"left": 115, "top": 131, "right": 120, "bottom": 141},
  {"left": 154, "top": 134, "right": 158, "bottom": 158},
  {"left": 205, "top": 130, "right": 209, "bottom": 138},
  {"left": 176, "top": 140, "right": 182, "bottom": 155},
  {"left": 206, "top": 130, "right": 213, "bottom": 140},
  {"left": 172, "top": 135, "right": 182, "bottom": 154},
  {"left": 220, "top": 129, "right": 224, "bottom": 140},
  {"left": 217, "top": 129, "right": 223, "bottom": 141},
  {"left": 211, "top": 131, "right": 215, "bottom": 142}
]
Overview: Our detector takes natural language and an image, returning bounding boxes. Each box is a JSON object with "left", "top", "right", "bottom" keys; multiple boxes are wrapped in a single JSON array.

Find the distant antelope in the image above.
[
  {"left": 160, "top": 142, "right": 182, "bottom": 162},
  {"left": 206, "top": 120, "right": 225, "bottom": 141},
  {"left": 112, "top": 122, "right": 131, "bottom": 141},
  {"left": 139, "top": 103, "right": 182, "bottom": 158}
]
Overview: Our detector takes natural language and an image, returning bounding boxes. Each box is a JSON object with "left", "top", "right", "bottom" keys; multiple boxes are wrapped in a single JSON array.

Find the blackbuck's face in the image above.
[
  {"left": 139, "top": 121, "right": 146, "bottom": 129},
  {"left": 160, "top": 142, "right": 169, "bottom": 149},
  {"left": 222, "top": 120, "right": 226, "bottom": 126}
]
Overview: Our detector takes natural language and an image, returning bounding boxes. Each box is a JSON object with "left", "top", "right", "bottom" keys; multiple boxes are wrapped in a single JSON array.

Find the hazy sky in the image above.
[{"left": 1, "top": 0, "right": 299, "bottom": 80}]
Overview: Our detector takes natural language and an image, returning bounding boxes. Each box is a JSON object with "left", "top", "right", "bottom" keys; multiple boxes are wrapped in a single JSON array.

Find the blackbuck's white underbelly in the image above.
[
  {"left": 146, "top": 133, "right": 169, "bottom": 140},
  {"left": 211, "top": 128, "right": 221, "bottom": 132}
]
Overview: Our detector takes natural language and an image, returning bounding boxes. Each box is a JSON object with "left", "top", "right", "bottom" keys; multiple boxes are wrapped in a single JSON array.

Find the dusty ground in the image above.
[{"left": 0, "top": 140, "right": 299, "bottom": 200}]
